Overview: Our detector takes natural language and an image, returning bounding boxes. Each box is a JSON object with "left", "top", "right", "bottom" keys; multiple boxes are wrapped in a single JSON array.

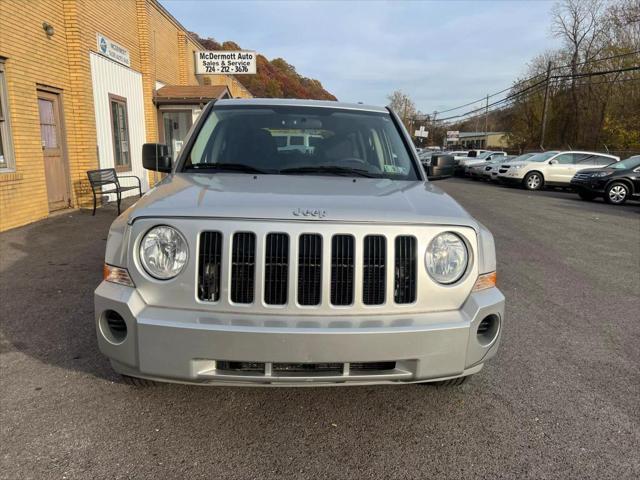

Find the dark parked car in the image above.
[
  {"left": 570, "top": 155, "right": 640, "bottom": 205},
  {"left": 424, "top": 154, "right": 455, "bottom": 179}
]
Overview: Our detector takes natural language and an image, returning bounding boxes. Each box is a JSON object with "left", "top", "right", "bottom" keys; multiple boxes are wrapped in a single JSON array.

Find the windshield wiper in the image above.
[
  {"left": 280, "top": 166, "right": 379, "bottom": 178},
  {"left": 184, "top": 163, "right": 268, "bottom": 174}
]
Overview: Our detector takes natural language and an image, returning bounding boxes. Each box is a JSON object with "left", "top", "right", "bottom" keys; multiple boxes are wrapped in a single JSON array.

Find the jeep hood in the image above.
[{"left": 125, "top": 173, "right": 477, "bottom": 228}]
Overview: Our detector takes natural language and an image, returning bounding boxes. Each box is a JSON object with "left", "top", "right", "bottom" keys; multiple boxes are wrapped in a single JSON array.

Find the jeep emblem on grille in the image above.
[{"left": 293, "top": 207, "right": 327, "bottom": 219}]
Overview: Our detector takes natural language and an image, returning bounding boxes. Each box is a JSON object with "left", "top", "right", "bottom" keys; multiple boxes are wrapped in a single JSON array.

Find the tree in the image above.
[
  {"left": 387, "top": 90, "right": 417, "bottom": 132},
  {"left": 552, "top": 0, "right": 609, "bottom": 144}
]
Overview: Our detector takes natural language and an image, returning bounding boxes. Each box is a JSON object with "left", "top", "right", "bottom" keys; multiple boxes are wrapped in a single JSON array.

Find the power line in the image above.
[
  {"left": 437, "top": 78, "right": 549, "bottom": 122},
  {"left": 551, "top": 49, "right": 640, "bottom": 71},
  {"left": 430, "top": 50, "right": 640, "bottom": 116},
  {"left": 552, "top": 65, "right": 640, "bottom": 79},
  {"left": 436, "top": 66, "right": 639, "bottom": 124}
]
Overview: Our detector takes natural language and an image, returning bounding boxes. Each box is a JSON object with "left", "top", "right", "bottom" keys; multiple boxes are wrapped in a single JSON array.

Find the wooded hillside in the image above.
[{"left": 191, "top": 33, "right": 337, "bottom": 101}]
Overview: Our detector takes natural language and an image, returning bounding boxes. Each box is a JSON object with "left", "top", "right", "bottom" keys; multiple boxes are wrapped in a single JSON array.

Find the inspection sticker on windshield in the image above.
[
  {"left": 384, "top": 165, "right": 407, "bottom": 174},
  {"left": 195, "top": 51, "right": 257, "bottom": 75}
]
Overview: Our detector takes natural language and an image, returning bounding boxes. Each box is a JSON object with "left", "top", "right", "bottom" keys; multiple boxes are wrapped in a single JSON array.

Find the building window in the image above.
[
  {"left": 0, "top": 60, "right": 14, "bottom": 171},
  {"left": 109, "top": 94, "right": 131, "bottom": 172}
]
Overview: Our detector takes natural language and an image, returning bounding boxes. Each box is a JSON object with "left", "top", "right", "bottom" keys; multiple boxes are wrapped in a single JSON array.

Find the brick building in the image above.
[{"left": 0, "top": 0, "right": 252, "bottom": 231}]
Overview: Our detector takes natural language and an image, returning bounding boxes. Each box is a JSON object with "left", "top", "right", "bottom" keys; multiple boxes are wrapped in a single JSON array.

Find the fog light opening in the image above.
[
  {"left": 101, "top": 310, "right": 128, "bottom": 344},
  {"left": 477, "top": 314, "right": 500, "bottom": 347}
]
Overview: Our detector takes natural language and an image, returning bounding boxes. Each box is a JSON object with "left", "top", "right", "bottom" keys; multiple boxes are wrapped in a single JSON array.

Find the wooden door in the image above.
[{"left": 38, "top": 91, "right": 70, "bottom": 211}]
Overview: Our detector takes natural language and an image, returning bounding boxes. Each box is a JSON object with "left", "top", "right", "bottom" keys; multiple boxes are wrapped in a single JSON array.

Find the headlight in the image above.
[
  {"left": 139, "top": 226, "right": 188, "bottom": 279},
  {"left": 512, "top": 164, "right": 525, "bottom": 170},
  {"left": 425, "top": 232, "right": 468, "bottom": 284},
  {"left": 590, "top": 171, "right": 610, "bottom": 177}
]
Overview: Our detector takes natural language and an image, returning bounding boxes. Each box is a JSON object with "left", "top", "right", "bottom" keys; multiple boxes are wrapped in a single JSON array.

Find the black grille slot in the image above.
[
  {"left": 298, "top": 234, "right": 322, "bottom": 306},
  {"left": 217, "top": 361, "right": 265, "bottom": 373},
  {"left": 264, "top": 233, "right": 289, "bottom": 305},
  {"left": 273, "top": 363, "right": 342, "bottom": 374},
  {"left": 331, "top": 235, "right": 354, "bottom": 306},
  {"left": 394, "top": 236, "right": 417, "bottom": 304},
  {"left": 477, "top": 318, "right": 491, "bottom": 335},
  {"left": 198, "top": 231, "right": 222, "bottom": 302},
  {"left": 350, "top": 362, "right": 396, "bottom": 372},
  {"left": 106, "top": 313, "right": 126, "bottom": 333},
  {"left": 363, "top": 235, "right": 386, "bottom": 305},
  {"left": 231, "top": 232, "right": 256, "bottom": 304}
]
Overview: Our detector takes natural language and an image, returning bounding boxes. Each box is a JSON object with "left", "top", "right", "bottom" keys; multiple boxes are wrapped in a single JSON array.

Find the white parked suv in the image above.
[{"left": 497, "top": 151, "right": 620, "bottom": 190}]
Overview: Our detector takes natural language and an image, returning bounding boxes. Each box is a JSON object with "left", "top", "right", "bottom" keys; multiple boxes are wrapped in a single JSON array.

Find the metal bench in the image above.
[{"left": 86, "top": 168, "right": 142, "bottom": 216}]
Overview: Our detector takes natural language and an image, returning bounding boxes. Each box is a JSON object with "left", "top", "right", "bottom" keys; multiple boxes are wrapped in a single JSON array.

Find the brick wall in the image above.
[
  {"left": 0, "top": 0, "right": 252, "bottom": 232},
  {"left": 0, "top": 0, "right": 73, "bottom": 230}
]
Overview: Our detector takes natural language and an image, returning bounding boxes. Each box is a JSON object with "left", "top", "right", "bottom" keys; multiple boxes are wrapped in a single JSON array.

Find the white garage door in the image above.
[{"left": 90, "top": 52, "right": 148, "bottom": 198}]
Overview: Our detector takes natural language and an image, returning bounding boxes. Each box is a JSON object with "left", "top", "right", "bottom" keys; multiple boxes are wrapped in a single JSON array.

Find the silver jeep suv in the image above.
[{"left": 96, "top": 99, "right": 504, "bottom": 387}]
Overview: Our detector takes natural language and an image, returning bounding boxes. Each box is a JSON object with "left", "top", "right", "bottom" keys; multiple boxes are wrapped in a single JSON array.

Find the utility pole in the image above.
[
  {"left": 432, "top": 110, "right": 437, "bottom": 147},
  {"left": 483, "top": 94, "right": 489, "bottom": 148},
  {"left": 540, "top": 61, "right": 553, "bottom": 150}
]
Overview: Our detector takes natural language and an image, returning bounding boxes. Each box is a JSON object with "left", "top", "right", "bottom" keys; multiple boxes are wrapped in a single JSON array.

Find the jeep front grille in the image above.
[
  {"left": 330, "top": 235, "right": 354, "bottom": 306},
  {"left": 363, "top": 235, "right": 386, "bottom": 305},
  {"left": 298, "top": 234, "right": 322, "bottom": 306},
  {"left": 264, "top": 233, "right": 289, "bottom": 305},
  {"left": 198, "top": 231, "right": 223, "bottom": 302},
  {"left": 394, "top": 236, "right": 417, "bottom": 304},
  {"left": 197, "top": 231, "right": 419, "bottom": 308},
  {"left": 230, "top": 232, "right": 256, "bottom": 304}
]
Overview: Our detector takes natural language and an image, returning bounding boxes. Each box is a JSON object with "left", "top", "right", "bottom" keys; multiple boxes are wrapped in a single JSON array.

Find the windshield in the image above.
[
  {"left": 184, "top": 106, "right": 419, "bottom": 180},
  {"left": 609, "top": 156, "right": 640, "bottom": 169},
  {"left": 477, "top": 151, "right": 496, "bottom": 159},
  {"left": 511, "top": 153, "right": 536, "bottom": 162},
  {"left": 526, "top": 151, "right": 560, "bottom": 162}
]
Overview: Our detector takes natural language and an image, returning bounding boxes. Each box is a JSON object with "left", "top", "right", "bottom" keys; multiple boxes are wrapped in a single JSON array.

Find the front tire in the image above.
[
  {"left": 523, "top": 172, "right": 544, "bottom": 191},
  {"left": 605, "top": 182, "right": 629, "bottom": 205}
]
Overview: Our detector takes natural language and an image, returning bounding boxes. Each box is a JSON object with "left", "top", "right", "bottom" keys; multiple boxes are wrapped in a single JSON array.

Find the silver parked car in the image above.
[
  {"left": 459, "top": 151, "right": 507, "bottom": 176},
  {"left": 480, "top": 153, "right": 537, "bottom": 181},
  {"left": 468, "top": 156, "right": 516, "bottom": 179},
  {"left": 96, "top": 99, "right": 504, "bottom": 387}
]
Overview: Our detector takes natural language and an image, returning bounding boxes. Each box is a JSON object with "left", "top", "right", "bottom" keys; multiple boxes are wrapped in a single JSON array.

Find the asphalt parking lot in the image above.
[{"left": 1, "top": 179, "right": 639, "bottom": 480}]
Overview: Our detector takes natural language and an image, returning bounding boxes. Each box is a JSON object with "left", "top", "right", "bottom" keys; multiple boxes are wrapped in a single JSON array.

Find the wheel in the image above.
[
  {"left": 420, "top": 376, "right": 468, "bottom": 387},
  {"left": 121, "top": 375, "right": 157, "bottom": 387},
  {"left": 605, "top": 182, "right": 629, "bottom": 205},
  {"left": 578, "top": 191, "right": 597, "bottom": 201},
  {"left": 523, "top": 172, "right": 544, "bottom": 191}
]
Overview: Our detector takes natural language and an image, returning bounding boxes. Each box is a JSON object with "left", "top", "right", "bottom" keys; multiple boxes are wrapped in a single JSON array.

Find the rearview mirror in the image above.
[
  {"left": 142, "top": 143, "right": 172, "bottom": 173},
  {"left": 549, "top": 159, "right": 558, "bottom": 165}
]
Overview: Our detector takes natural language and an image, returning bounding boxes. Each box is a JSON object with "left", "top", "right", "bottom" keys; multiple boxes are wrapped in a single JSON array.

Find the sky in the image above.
[{"left": 161, "top": 0, "right": 561, "bottom": 114}]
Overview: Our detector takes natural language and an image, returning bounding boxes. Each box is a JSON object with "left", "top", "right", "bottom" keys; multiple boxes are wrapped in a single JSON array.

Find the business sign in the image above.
[
  {"left": 414, "top": 125, "right": 429, "bottom": 138},
  {"left": 96, "top": 33, "right": 130, "bottom": 67},
  {"left": 195, "top": 51, "right": 257, "bottom": 75},
  {"left": 446, "top": 130, "right": 460, "bottom": 142}
]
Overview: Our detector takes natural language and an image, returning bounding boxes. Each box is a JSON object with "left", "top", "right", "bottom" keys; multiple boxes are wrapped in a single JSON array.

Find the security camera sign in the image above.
[{"left": 195, "top": 51, "right": 257, "bottom": 75}]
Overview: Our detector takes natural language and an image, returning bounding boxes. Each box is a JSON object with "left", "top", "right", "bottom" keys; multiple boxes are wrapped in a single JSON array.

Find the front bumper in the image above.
[
  {"left": 95, "top": 282, "right": 505, "bottom": 386},
  {"left": 570, "top": 179, "right": 605, "bottom": 194},
  {"left": 497, "top": 175, "right": 523, "bottom": 185}
]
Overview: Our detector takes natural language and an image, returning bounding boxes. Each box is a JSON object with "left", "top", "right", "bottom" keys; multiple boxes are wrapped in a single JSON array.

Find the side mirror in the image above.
[
  {"left": 549, "top": 159, "right": 558, "bottom": 165},
  {"left": 142, "top": 143, "right": 172, "bottom": 172}
]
